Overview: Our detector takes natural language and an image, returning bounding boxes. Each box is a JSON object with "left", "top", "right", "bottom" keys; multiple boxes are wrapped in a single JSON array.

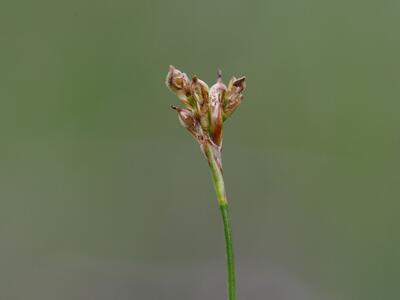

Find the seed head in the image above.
[
  {"left": 208, "top": 72, "right": 227, "bottom": 146},
  {"left": 191, "top": 75, "right": 209, "bottom": 106},
  {"left": 166, "top": 65, "right": 192, "bottom": 108},
  {"left": 166, "top": 66, "right": 246, "bottom": 154},
  {"left": 223, "top": 76, "right": 246, "bottom": 119},
  {"left": 171, "top": 105, "right": 203, "bottom": 140}
]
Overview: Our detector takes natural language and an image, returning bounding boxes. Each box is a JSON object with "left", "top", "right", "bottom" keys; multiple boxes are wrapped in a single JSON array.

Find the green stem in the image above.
[
  {"left": 220, "top": 203, "right": 236, "bottom": 300},
  {"left": 205, "top": 145, "right": 236, "bottom": 300}
]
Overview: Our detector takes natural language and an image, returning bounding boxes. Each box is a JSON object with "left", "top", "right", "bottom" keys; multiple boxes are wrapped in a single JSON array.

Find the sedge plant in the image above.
[{"left": 166, "top": 66, "right": 246, "bottom": 300}]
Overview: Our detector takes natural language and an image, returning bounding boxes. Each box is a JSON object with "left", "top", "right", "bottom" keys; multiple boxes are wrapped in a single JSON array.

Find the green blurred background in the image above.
[{"left": 1, "top": 0, "right": 399, "bottom": 299}]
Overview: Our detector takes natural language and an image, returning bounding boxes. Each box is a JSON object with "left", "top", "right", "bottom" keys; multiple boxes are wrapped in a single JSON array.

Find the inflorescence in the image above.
[{"left": 166, "top": 66, "right": 246, "bottom": 169}]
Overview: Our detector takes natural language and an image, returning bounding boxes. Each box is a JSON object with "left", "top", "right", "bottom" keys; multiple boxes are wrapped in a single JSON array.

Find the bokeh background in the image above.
[{"left": 1, "top": 0, "right": 399, "bottom": 299}]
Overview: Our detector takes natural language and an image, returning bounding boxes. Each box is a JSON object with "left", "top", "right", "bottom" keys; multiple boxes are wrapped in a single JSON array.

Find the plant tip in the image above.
[{"left": 217, "top": 69, "right": 222, "bottom": 79}]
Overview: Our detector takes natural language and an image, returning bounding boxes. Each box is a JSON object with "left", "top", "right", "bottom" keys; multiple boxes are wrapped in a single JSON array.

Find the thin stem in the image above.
[
  {"left": 205, "top": 145, "right": 236, "bottom": 300},
  {"left": 220, "top": 203, "right": 236, "bottom": 300}
]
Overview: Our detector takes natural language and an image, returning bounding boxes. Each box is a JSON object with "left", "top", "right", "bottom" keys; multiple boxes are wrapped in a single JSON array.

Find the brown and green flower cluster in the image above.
[{"left": 165, "top": 65, "right": 246, "bottom": 161}]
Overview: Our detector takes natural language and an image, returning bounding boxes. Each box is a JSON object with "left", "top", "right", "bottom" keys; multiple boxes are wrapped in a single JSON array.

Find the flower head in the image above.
[
  {"left": 166, "top": 65, "right": 192, "bottom": 108},
  {"left": 223, "top": 76, "right": 246, "bottom": 120},
  {"left": 166, "top": 66, "right": 246, "bottom": 155}
]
